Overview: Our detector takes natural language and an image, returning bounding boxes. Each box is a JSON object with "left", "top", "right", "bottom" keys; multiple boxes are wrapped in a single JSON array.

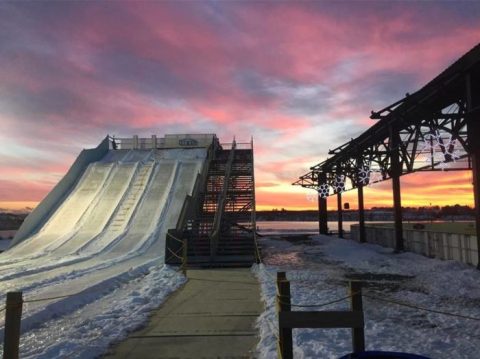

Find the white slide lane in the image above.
[
  {"left": 0, "top": 163, "right": 115, "bottom": 263},
  {"left": 52, "top": 163, "right": 137, "bottom": 255},
  {"left": 0, "top": 159, "right": 137, "bottom": 274},
  {"left": 0, "top": 149, "right": 206, "bottom": 342},
  {"left": 0, "top": 159, "right": 181, "bottom": 289},
  {"left": 0, "top": 150, "right": 156, "bottom": 275}
]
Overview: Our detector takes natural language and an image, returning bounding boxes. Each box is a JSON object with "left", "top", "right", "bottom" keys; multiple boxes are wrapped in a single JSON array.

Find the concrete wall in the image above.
[
  {"left": 12, "top": 137, "right": 110, "bottom": 246},
  {"left": 351, "top": 225, "right": 478, "bottom": 267}
]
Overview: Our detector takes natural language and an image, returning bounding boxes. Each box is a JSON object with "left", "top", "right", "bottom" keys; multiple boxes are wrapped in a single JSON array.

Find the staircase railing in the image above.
[
  {"left": 176, "top": 140, "right": 216, "bottom": 232},
  {"left": 165, "top": 138, "right": 218, "bottom": 266},
  {"left": 209, "top": 140, "right": 236, "bottom": 257},
  {"left": 250, "top": 137, "right": 260, "bottom": 263},
  {"left": 165, "top": 230, "right": 188, "bottom": 274}
]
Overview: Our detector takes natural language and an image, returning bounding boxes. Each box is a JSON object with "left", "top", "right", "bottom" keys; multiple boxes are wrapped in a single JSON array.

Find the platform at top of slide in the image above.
[{"left": 10, "top": 134, "right": 215, "bottom": 249}]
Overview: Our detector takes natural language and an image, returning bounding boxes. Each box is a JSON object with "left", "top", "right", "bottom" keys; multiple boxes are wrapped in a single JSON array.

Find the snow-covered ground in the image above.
[
  {"left": 3, "top": 142, "right": 479, "bottom": 358},
  {"left": 253, "top": 235, "right": 480, "bottom": 359},
  {"left": 14, "top": 265, "right": 186, "bottom": 359}
]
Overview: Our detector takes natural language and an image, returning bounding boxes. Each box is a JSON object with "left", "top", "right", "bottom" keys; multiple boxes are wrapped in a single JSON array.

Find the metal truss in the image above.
[{"left": 294, "top": 43, "right": 480, "bottom": 197}]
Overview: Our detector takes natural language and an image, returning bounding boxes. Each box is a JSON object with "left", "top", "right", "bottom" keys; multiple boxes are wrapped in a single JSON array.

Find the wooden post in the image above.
[
  {"left": 390, "top": 126, "right": 404, "bottom": 252},
  {"left": 466, "top": 73, "right": 480, "bottom": 269},
  {"left": 277, "top": 272, "right": 293, "bottom": 359},
  {"left": 3, "top": 291, "right": 23, "bottom": 359},
  {"left": 318, "top": 193, "right": 329, "bottom": 235},
  {"left": 181, "top": 238, "right": 188, "bottom": 276},
  {"left": 349, "top": 282, "right": 365, "bottom": 353}
]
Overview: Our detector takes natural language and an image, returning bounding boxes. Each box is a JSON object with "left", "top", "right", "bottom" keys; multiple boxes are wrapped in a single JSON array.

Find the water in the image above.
[{"left": 256, "top": 221, "right": 360, "bottom": 236}]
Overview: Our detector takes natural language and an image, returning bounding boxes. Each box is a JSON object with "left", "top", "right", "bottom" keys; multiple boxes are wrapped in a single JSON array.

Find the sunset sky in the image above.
[{"left": 0, "top": 1, "right": 479, "bottom": 212}]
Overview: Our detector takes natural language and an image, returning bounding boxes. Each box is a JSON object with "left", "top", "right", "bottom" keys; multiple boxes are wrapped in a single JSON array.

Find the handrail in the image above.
[
  {"left": 175, "top": 195, "right": 193, "bottom": 232},
  {"left": 166, "top": 231, "right": 187, "bottom": 275},
  {"left": 210, "top": 139, "right": 237, "bottom": 257},
  {"left": 165, "top": 137, "right": 217, "bottom": 268},
  {"left": 227, "top": 220, "right": 263, "bottom": 237},
  {"left": 174, "top": 140, "right": 216, "bottom": 232},
  {"left": 250, "top": 137, "right": 260, "bottom": 263}
]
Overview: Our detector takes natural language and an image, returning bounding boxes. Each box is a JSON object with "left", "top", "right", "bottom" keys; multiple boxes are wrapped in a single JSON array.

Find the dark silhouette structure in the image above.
[
  {"left": 166, "top": 138, "right": 258, "bottom": 267},
  {"left": 294, "top": 43, "right": 480, "bottom": 268}
]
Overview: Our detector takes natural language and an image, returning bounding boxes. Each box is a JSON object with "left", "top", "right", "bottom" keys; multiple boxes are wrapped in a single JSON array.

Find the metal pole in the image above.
[
  {"left": 358, "top": 185, "right": 366, "bottom": 243},
  {"left": 466, "top": 73, "right": 480, "bottom": 269},
  {"left": 337, "top": 191, "right": 343, "bottom": 238}
]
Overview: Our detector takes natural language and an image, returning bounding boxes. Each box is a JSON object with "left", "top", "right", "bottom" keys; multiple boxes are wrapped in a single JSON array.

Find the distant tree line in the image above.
[
  {"left": 258, "top": 205, "right": 475, "bottom": 221},
  {"left": 0, "top": 213, "right": 28, "bottom": 230},
  {"left": 0, "top": 204, "right": 476, "bottom": 229}
]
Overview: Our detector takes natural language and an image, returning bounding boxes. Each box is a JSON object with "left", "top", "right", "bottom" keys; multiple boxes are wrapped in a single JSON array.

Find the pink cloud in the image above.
[
  {"left": 0, "top": 2, "right": 479, "bottom": 210},
  {"left": 0, "top": 179, "right": 53, "bottom": 201}
]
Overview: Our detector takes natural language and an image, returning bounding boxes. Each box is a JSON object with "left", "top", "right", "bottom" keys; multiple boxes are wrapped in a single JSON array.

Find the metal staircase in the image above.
[{"left": 165, "top": 138, "right": 257, "bottom": 268}]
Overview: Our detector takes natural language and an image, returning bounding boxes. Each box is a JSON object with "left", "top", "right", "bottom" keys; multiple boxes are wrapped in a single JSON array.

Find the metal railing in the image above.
[
  {"left": 251, "top": 137, "right": 260, "bottom": 263},
  {"left": 165, "top": 140, "right": 216, "bottom": 267},
  {"left": 165, "top": 231, "right": 188, "bottom": 275},
  {"left": 209, "top": 140, "right": 236, "bottom": 257},
  {"left": 112, "top": 134, "right": 218, "bottom": 150}
]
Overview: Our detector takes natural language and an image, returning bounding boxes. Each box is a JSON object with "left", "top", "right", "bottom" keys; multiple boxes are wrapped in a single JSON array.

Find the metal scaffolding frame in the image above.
[
  {"left": 166, "top": 139, "right": 257, "bottom": 267},
  {"left": 294, "top": 43, "right": 480, "bottom": 268}
]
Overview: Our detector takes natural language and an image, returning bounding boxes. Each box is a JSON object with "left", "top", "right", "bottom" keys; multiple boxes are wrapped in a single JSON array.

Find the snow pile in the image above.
[
  {"left": 0, "top": 265, "right": 186, "bottom": 359},
  {"left": 253, "top": 235, "right": 480, "bottom": 359}
]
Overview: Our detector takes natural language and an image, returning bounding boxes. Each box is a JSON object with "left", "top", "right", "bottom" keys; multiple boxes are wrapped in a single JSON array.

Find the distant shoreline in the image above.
[
  {"left": 0, "top": 208, "right": 474, "bottom": 231},
  {"left": 256, "top": 209, "right": 474, "bottom": 222}
]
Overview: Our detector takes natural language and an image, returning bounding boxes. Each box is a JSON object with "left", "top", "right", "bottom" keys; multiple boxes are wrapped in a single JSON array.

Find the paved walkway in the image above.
[{"left": 105, "top": 268, "right": 263, "bottom": 359}]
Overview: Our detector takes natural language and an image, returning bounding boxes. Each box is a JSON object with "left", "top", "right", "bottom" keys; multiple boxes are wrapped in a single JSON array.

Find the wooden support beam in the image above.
[
  {"left": 318, "top": 173, "right": 328, "bottom": 235},
  {"left": 392, "top": 173, "right": 404, "bottom": 251},
  {"left": 318, "top": 194, "right": 328, "bottom": 235},
  {"left": 276, "top": 272, "right": 293, "bottom": 359},
  {"left": 350, "top": 281, "right": 365, "bottom": 353},
  {"left": 337, "top": 191, "right": 343, "bottom": 238},
  {"left": 390, "top": 126, "right": 404, "bottom": 252},
  {"left": 358, "top": 185, "right": 366, "bottom": 243},
  {"left": 466, "top": 73, "right": 480, "bottom": 269}
]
